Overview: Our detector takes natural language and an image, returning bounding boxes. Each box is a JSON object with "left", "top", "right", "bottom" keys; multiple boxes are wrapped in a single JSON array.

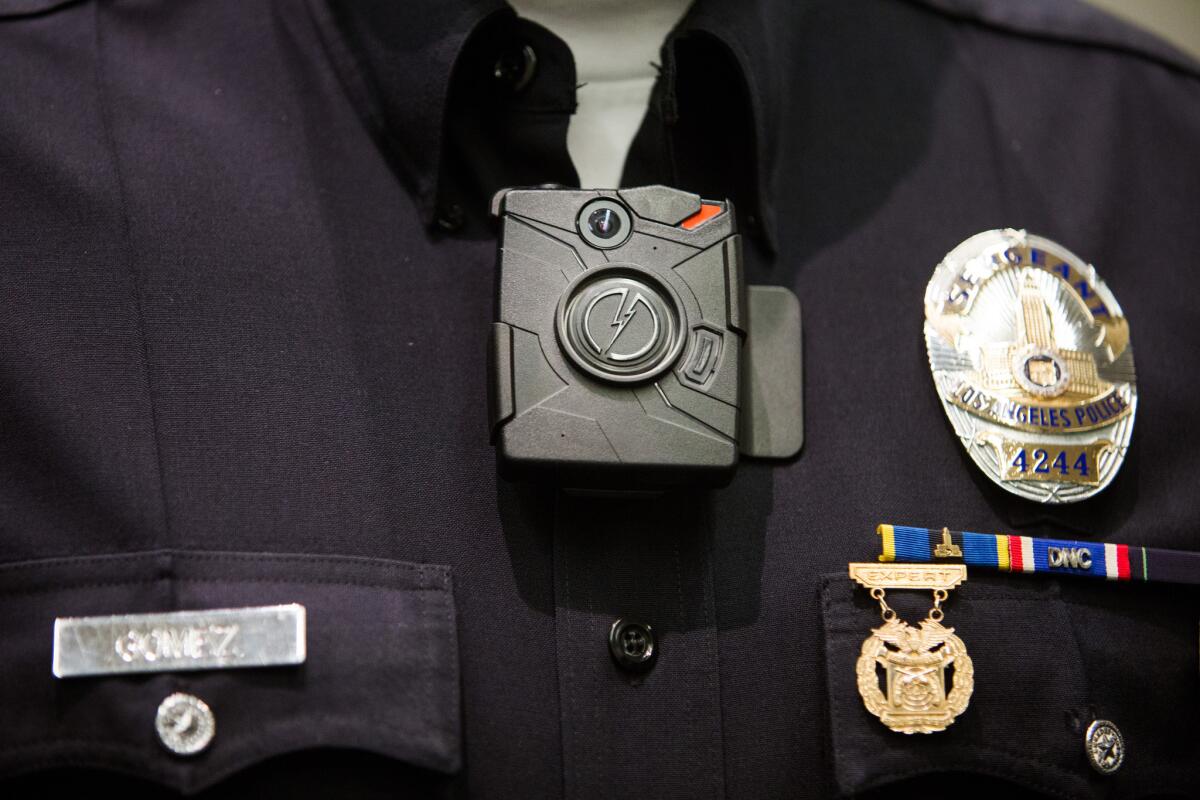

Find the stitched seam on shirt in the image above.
[
  {"left": 697, "top": 523, "right": 725, "bottom": 799},
  {"left": 0, "top": 740, "right": 176, "bottom": 781},
  {"left": 556, "top": 496, "right": 575, "bottom": 800},
  {"left": 853, "top": 758, "right": 1083, "bottom": 800},
  {"left": 898, "top": 0, "right": 1200, "bottom": 82},
  {"left": 821, "top": 579, "right": 852, "bottom": 793},
  {"left": 418, "top": 564, "right": 432, "bottom": 742},
  {"left": 586, "top": 550, "right": 601, "bottom": 797},
  {"left": 439, "top": 570, "right": 461, "bottom": 766},
  {"left": 560, "top": 559, "right": 573, "bottom": 800},
  {"left": 0, "top": 549, "right": 446, "bottom": 579},
  {"left": 0, "top": 714, "right": 458, "bottom": 784},
  {"left": 0, "top": 578, "right": 451, "bottom": 598},
  {"left": 92, "top": 1, "right": 175, "bottom": 554},
  {"left": 1, "top": 714, "right": 449, "bottom": 754}
]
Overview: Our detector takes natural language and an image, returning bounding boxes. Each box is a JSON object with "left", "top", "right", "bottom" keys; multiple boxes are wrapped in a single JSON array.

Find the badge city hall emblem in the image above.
[{"left": 924, "top": 230, "right": 1136, "bottom": 503}]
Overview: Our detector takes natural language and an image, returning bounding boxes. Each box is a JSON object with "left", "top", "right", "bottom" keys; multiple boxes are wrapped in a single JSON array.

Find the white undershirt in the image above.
[{"left": 508, "top": 0, "right": 694, "bottom": 189}]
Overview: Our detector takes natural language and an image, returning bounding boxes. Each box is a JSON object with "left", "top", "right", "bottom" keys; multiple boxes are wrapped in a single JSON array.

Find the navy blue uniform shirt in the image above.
[{"left": 1, "top": 0, "right": 1199, "bottom": 797}]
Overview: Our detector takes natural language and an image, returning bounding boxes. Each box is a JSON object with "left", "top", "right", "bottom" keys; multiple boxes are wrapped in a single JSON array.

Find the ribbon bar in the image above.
[{"left": 877, "top": 524, "right": 1200, "bottom": 585}]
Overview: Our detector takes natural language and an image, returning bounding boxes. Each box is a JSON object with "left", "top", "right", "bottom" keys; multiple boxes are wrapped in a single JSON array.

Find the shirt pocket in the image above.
[
  {"left": 820, "top": 574, "right": 1092, "bottom": 798},
  {"left": 0, "top": 550, "right": 460, "bottom": 793}
]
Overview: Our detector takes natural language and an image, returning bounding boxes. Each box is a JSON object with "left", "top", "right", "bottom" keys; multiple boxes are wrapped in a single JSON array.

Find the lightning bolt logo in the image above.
[
  {"left": 582, "top": 285, "right": 662, "bottom": 364},
  {"left": 604, "top": 288, "right": 645, "bottom": 356}
]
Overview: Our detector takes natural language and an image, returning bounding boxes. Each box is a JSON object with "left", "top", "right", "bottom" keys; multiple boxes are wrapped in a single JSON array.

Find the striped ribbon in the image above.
[{"left": 877, "top": 524, "right": 1200, "bottom": 585}]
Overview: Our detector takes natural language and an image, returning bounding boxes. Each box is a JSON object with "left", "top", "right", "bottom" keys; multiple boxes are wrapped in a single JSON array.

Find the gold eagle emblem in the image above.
[{"left": 856, "top": 617, "right": 974, "bottom": 734}]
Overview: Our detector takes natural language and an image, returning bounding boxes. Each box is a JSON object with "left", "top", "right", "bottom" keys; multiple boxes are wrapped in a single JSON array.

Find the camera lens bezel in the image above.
[{"left": 577, "top": 198, "right": 633, "bottom": 249}]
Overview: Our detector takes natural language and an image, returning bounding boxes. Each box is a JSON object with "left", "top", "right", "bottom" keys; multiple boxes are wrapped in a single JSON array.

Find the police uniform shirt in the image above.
[{"left": 1, "top": 0, "right": 1199, "bottom": 798}]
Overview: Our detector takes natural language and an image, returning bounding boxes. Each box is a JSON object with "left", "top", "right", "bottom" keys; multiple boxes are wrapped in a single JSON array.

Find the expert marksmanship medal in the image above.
[{"left": 924, "top": 229, "right": 1136, "bottom": 503}]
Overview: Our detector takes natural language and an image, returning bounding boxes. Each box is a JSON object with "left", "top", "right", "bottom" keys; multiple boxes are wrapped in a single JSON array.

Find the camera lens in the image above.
[
  {"left": 577, "top": 199, "right": 633, "bottom": 249},
  {"left": 587, "top": 207, "right": 621, "bottom": 240}
]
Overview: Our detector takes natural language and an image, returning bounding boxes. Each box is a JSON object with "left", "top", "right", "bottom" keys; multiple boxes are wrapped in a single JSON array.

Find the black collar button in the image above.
[
  {"left": 492, "top": 44, "right": 537, "bottom": 94},
  {"left": 609, "top": 619, "right": 656, "bottom": 673}
]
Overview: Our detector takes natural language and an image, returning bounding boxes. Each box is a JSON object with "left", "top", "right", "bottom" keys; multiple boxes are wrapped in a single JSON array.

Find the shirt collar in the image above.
[
  {"left": 307, "top": 0, "right": 512, "bottom": 226},
  {"left": 667, "top": 0, "right": 802, "bottom": 251},
  {"left": 309, "top": 0, "right": 800, "bottom": 248}
]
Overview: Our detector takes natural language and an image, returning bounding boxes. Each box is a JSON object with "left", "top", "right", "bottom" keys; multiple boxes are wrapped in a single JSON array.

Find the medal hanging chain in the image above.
[
  {"left": 869, "top": 587, "right": 949, "bottom": 624},
  {"left": 869, "top": 587, "right": 896, "bottom": 622},
  {"left": 929, "top": 589, "right": 947, "bottom": 622}
]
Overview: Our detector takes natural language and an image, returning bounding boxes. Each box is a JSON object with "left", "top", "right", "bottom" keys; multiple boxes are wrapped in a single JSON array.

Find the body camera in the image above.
[{"left": 489, "top": 185, "right": 798, "bottom": 489}]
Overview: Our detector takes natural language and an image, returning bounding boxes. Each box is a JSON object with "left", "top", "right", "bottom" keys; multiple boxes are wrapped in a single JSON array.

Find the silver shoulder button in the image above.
[
  {"left": 1085, "top": 718, "right": 1125, "bottom": 775},
  {"left": 155, "top": 692, "right": 215, "bottom": 756}
]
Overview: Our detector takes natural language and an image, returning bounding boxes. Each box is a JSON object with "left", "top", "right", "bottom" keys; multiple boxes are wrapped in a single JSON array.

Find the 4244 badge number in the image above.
[{"left": 995, "top": 440, "right": 1112, "bottom": 487}]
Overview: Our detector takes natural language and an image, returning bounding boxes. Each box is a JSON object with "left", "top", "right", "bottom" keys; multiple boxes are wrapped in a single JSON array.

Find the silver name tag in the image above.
[{"left": 52, "top": 604, "right": 306, "bottom": 678}]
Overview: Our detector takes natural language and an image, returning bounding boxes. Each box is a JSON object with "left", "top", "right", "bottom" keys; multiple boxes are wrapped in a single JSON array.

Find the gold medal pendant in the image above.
[{"left": 849, "top": 563, "right": 973, "bottom": 733}]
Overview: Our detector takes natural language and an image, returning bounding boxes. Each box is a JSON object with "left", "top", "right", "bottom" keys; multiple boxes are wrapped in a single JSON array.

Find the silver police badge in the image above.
[{"left": 924, "top": 230, "right": 1136, "bottom": 503}]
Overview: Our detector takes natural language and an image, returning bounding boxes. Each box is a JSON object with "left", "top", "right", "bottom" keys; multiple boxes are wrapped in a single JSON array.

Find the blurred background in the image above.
[{"left": 1083, "top": 0, "right": 1200, "bottom": 60}]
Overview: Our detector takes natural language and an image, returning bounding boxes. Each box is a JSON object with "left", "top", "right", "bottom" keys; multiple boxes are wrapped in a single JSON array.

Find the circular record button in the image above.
[{"left": 557, "top": 265, "right": 685, "bottom": 383}]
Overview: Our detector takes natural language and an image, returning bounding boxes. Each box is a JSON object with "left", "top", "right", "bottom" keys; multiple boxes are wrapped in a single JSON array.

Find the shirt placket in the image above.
[{"left": 553, "top": 492, "right": 726, "bottom": 800}]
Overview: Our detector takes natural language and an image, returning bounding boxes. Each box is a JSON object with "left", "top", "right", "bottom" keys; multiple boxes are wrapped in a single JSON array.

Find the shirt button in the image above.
[
  {"left": 492, "top": 43, "right": 537, "bottom": 93},
  {"left": 609, "top": 619, "right": 656, "bottom": 672},
  {"left": 1084, "top": 719, "right": 1125, "bottom": 775},
  {"left": 155, "top": 692, "right": 216, "bottom": 756},
  {"left": 435, "top": 203, "right": 465, "bottom": 233}
]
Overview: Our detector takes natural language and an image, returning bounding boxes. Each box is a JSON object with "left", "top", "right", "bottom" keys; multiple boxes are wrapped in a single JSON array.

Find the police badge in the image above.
[{"left": 924, "top": 230, "right": 1136, "bottom": 503}]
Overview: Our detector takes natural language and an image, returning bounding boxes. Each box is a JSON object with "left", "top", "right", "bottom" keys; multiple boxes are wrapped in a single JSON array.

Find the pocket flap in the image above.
[
  {"left": 0, "top": 550, "right": 460, "bottom": 793},
  {"left": 0, "top": 0, "right": 78, "bottom": 18}
]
